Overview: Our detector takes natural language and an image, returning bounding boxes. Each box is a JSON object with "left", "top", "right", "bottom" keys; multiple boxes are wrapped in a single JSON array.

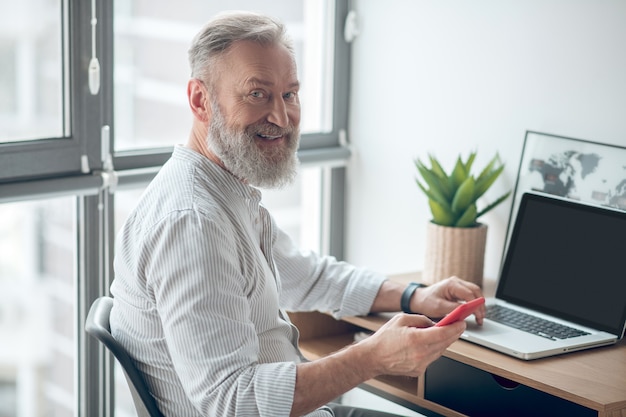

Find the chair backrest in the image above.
[{"left": 85, "top": 296, "right": 164, "bottom": 417}]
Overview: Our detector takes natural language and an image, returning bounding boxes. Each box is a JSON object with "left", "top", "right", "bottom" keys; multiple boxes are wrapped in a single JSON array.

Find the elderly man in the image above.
[{"left": 110, "top": 11, "right": 484, "bottom": 417}]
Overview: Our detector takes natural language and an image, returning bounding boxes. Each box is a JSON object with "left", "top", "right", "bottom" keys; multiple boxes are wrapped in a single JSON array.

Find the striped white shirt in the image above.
[{"left": 110, "top": 146, "right": 386, "bottom": 416}]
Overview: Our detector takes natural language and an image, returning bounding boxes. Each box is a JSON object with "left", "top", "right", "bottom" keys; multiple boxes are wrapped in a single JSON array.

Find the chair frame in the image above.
[{"left": 85, "top": 296, "right": 164, "bottom": 417}]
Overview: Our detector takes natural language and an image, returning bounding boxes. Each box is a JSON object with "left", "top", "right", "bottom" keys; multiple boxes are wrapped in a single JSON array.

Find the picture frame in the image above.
[{"left": 504, "top": 131, "right": 626, "bottom": 251}]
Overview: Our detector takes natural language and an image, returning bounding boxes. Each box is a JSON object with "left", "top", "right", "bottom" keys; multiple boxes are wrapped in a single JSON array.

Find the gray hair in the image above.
[{"left": 188, "top": 11, "right": 294, "bottom": 84}]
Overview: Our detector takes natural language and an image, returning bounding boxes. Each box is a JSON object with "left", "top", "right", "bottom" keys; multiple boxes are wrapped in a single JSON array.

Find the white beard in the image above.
[{"left": 206, "top": 100, "right": 300, "bottom": 189}]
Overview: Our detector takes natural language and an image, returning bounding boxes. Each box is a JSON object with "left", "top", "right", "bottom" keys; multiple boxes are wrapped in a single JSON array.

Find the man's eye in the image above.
[
  {"left": 284, "top": 92, "right": 297, "bottom": 100},
  {"left": 250, "top": 91, "right": 265, "bottom": 98}
]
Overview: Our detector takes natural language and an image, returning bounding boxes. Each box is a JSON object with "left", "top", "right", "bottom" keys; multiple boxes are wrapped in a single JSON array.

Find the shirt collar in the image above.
[{"left": 172, "top": 145, "right": 263, "bottom": 203}]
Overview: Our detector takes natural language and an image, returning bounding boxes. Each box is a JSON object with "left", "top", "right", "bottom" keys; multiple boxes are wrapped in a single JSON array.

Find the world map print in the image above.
[
  {"left": 528, "top": 151, "right": 626, "bottom": 210},
  {"left": 516, "top": 133, "right": 626, "bottom": 212}
]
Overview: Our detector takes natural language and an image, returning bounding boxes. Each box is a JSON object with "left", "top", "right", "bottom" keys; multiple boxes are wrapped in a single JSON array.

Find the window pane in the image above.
[
  {"left": 260, "top": 168, "right": 323, "bottom": 253},
  {"left": 0, "top": 197, "right": 76, "bottom": 417},
  {"left": 113, "top": 0, "right": 334, "bottom": 151},
  {"left": 0, "top": 0, "right": 65, "bottom": 143}
]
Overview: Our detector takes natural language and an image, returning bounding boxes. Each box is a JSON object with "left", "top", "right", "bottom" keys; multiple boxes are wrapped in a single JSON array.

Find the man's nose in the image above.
[{"left": 266, "top": 97, "right": 289, "bottom": 128}]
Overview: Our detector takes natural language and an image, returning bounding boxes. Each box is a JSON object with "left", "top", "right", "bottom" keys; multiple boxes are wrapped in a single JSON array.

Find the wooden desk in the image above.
[{"left": 289, "top": 273, "right": 626, "bottom": 417}]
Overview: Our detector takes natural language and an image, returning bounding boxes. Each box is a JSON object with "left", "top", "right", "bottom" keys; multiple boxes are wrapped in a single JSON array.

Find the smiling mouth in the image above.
[{"left": 257, "top": 133, "right": 283, "bottom": 140}]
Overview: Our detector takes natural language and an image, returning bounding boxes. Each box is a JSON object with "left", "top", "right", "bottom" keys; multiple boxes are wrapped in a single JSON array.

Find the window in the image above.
[
  {"left": 0, "top": 0, "right": 91, "bottom": 183},
  {"left": 0, "top": 1, "right": 351, "bottom": 414},
  {"left": 0, "top": 197, "right": 76, "bottom": 417},
  {"left": 113, "top": 0, "right": 335, "bottom": 152},
  {"left": 0, "top": 0, "right": 66, "bottom": 144}
]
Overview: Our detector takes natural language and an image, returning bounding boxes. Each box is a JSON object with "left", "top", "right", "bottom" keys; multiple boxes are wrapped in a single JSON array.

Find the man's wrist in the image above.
[{"left": 401, "top": 282, "right": 427, "bottom": 313}]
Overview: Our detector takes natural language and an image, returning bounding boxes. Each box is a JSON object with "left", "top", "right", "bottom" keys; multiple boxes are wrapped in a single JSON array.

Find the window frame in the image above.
[
  {"left": 111, "top": 0, "right": 351, "bottom": 171},
  {"left": 0, "top": 1, "right": 352, "bottom": 414},
  {"left": 0, "top": 0, "right": 108, "bottom": 184}
]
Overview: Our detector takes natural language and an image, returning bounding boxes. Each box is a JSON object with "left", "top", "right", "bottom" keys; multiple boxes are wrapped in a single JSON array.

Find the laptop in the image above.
[{"left": 461, "top": 192, "right": 626, "bottom": 360}]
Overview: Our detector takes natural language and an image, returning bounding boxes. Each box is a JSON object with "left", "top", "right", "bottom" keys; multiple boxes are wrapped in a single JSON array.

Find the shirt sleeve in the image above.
[
  {"left": 273, "top": 225, "right": 387, "bottom": 319},
  {"left": 145, "top": 210, "right": 296, "bottom": 417}
]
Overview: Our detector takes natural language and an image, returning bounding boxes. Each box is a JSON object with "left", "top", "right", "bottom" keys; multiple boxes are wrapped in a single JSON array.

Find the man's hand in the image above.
[
  {"left": 411, "top": 276, "right": 485, "bottom": 325},
  {"left": 292, "top": 310, "right": 464, "bottom": 416},
  {"left": 360, "top": 312, "right": 466, "bottom": 377}
]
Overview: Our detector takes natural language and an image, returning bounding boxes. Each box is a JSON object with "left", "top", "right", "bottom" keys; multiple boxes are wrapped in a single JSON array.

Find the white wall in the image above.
[{"left": 345, "top": 0, "right": 626, "bottom": 279}]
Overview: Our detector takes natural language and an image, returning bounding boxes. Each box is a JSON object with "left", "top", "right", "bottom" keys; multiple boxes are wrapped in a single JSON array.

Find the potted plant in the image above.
[{"left": 415, "top": 151, "right": 510, "bottom": 286}]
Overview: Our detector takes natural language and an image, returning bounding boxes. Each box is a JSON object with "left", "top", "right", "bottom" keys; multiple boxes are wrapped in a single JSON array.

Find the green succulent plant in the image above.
[{"left": 414, "top": 152, "right": 511, "bottom": 227}]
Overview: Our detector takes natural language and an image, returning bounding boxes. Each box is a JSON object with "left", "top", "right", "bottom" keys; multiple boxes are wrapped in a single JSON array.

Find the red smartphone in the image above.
[{"left": 435, "top": 297, "right": 485, "bottom": 327}]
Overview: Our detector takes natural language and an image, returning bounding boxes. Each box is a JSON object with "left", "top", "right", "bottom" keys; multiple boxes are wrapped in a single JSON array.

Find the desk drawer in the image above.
[{"left": 424, "top": 357, "right": 595, "bottom": 417}]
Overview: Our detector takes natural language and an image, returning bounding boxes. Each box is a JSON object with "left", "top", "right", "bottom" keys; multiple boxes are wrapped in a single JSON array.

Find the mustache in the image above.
[{"left": 245, "top": 122, "right": 296, "bottom": 138}]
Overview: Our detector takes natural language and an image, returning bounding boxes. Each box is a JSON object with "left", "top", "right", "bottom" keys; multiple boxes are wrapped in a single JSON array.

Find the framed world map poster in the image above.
[{"left": 507, "top": 131, "right": 626, "bottom": 236}]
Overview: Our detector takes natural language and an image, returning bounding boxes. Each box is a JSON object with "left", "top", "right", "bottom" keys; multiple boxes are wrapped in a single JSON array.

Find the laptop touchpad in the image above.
[{"left": 464, "top": 321, "right": 513, "bottom": 336}]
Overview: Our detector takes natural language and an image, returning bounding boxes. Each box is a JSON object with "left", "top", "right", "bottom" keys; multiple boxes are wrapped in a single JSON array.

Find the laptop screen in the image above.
[{"left": 496, "top": 193, "right": 626, "bottom": 336}]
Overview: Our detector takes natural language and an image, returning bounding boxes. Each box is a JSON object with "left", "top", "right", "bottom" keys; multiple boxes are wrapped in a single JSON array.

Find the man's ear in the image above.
[{"left": 187, "top": 78, "right": 211, "bottom": 122}]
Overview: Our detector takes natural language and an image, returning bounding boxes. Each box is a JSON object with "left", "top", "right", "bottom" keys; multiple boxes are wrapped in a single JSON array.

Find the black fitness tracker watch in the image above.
[{"left": 401, "top": 282, "right": 427, "bottom": 314}]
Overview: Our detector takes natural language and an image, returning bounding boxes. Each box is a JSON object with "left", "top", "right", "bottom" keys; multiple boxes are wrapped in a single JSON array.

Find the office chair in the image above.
[{"left": 86, "top": 296, "right": 164, "bottom": 417}]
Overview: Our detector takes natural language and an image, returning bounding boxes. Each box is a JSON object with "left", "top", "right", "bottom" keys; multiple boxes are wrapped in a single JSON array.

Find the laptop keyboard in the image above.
[{"left": 486, "top": 305, "right": 590, "bottom": 341}]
